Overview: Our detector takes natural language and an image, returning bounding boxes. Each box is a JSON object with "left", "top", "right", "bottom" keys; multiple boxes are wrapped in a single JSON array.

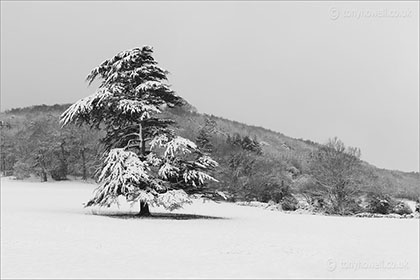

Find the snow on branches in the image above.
[
  {"left": 154, "top": 190, "right": 191, "bottom": 211},
  {"left": 136, "top": 81, "right": 171, "bottom": 93},
  {"left": 183, "top": 170, "right": 218, "bottom": 187},
  {"left": 196, "top": 155, "right": 219, "bottom": 169},
  {"left": 150, "top": 135, "right": 197, "bottom": 157},
  {"left": 62, "top": 46, "right": 219, "bottom": 213},
  {"left": 86, "top": 46, "right": 154, "bottom": 85},
  {"left": 117, "top": 100, "right": 161, "bottom": 120},
  {"left": 127, "top": 189, "right": 192, "bottom": 211},
  {"left": 86, "top": 134, "right": 218, "bottom": 208},
  {"left": 60, "top": 46, "right": 181, "bottom": 128},
  {"left": 158, "top": 162, "right": 180, "bottom": 180},
  {"left": 98, "top": 148, "right": 149, "bottom": 186},
  {"left": 86, "top": 148, "right": 149, "bottom": 207},
  {"left": 60, "top": 89, "right": 113, "bottom": 126}
]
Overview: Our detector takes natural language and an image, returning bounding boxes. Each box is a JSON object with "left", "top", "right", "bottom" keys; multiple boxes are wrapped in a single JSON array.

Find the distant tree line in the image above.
[
  {"left": 1, "top": 110, "right": 102, "bottom": 181},
  {"left": 1, "top": 103, "right": 419, "bottom": 216}
]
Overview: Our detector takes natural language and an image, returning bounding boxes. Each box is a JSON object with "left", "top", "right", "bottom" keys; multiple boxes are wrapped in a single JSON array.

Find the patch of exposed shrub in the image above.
[
  {"left": 366, "top": 193, "right": 395, "bottom": 214},
  {"left": 280, "top": 195, "right": 299, "bottom": 211},
  {"left": 392, "top": 201, "right": 412, "bottom": 215},
  {"left": 341, "top": 199, "right": 364, "bottom": 215}
]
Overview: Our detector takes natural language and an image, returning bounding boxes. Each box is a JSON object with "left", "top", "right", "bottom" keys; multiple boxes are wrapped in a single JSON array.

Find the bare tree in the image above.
[{"left": 309, "top": 137, "right": 362, "bottom": 214}]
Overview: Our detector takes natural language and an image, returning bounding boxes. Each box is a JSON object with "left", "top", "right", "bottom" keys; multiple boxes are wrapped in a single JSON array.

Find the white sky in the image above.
[{"left": 1, "top": 1, "right": 418, "bottom": 172}]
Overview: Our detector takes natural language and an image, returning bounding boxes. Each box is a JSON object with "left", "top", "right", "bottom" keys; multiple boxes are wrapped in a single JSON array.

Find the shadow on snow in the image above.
[{"left": 89, "top": 211, "right": 228, "bottom": 220}]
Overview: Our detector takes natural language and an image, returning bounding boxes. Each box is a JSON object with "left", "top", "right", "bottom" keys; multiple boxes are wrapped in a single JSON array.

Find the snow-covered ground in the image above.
[{"left": 1, "top": 177, "right": 419, "bottom": 279}]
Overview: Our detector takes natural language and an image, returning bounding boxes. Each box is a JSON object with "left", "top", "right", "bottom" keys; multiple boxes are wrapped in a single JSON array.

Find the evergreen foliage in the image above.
[
  {"left": 60, "top": 46, "right": 218, "bottom": 212},
  {"left": 227, "top": 133, "right": 262, "bottom": 154},
  {"left": 196, "top": 116, "right": 217, "bottom": 153}
]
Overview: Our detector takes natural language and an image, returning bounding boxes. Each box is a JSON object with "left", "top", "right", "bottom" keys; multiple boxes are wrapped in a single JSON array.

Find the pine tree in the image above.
[
  {"left": 227, "top": 133, "right": 262, "bottom": 155},
  {"left": 60, "top": 46, "right": 218, "bottom": 215},
  {"left": 196, "top": 116, "right": 216, "bottom": 153}
]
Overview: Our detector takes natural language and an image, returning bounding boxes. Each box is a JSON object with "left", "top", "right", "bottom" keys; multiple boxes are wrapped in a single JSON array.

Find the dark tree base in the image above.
[{"left": 138, "top": 201, "right": 151, "bottom": 216}]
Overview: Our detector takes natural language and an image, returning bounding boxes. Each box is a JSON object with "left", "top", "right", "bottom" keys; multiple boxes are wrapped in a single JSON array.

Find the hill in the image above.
[{"left": 1, "top": 103, "right": 419, "bottom": 202}]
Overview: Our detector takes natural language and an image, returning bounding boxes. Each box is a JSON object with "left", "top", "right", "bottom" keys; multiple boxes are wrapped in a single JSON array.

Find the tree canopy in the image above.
[{"left": 60, "top": 46, "right": 218, "bottom": 213}]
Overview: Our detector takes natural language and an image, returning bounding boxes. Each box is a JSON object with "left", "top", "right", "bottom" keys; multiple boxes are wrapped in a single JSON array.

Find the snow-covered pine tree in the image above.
[{"left": 60, "top": 46, "right": 218, "bottom": 216}]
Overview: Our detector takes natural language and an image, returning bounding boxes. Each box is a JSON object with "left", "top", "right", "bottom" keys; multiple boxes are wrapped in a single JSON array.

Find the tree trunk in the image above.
[
  {"left": 1, "top": 154, "right": 5, "bottom": 175},
  {"left": 41, "top": 169, "right": 48, "bottom": 182},
  {"left": 139, "top": 122, "right": 146, "bottom": 155},
  {"left": 40, "top": 157, "right": 48, "bottom": 182},
  {"left": 60, "top": 142, "right": 68, "bottom": 179},
  {"left": 81, "top": 148, "right": 87, "bottom": 180},
  {"left": 141, "top": 137, "right": 146, "bottom": 155},
  {"left": 138, "top": 201, "right": 151, "bottom": 216},
  {"left": 137, "top": 123, "right": 150, "bottom": 217}
]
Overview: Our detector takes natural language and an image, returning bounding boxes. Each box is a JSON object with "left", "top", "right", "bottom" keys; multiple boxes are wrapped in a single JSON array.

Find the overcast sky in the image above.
[{"left": 1, "top": 1, "right": 418, "bottom": 172}]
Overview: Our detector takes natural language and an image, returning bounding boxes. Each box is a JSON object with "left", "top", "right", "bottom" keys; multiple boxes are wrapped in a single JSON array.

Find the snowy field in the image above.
[{"left": 1, "top": 177, "right": 419, "bottom": 279}]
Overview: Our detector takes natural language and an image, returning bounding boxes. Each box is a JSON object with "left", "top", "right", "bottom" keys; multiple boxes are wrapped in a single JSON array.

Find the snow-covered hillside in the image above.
[{"left": 1, "top": 177, "right": 418, "bottom": 279}]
